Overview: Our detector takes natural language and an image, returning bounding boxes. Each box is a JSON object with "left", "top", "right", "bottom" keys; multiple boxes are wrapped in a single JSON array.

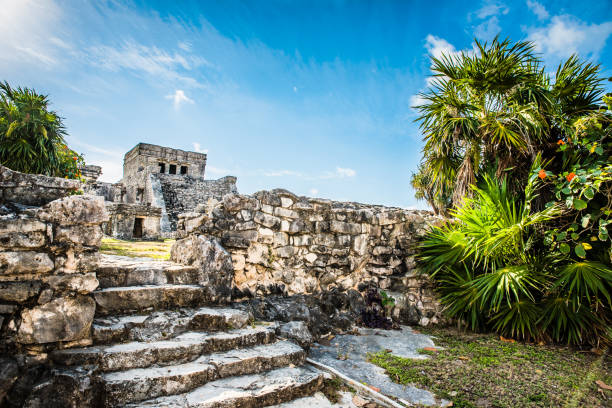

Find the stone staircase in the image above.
[{"left": 49, "top": 255, "right": 325, "bottom": 407}]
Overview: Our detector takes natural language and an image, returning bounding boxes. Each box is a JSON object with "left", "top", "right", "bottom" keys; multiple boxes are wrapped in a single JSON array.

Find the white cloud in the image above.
[
  {"left": 410, "top": 94, "right": 427, "bottom": 109},
  {"left": 425, "top": 35, "right": 458, "bottom": 60},
  {"left": 334, "top": 167, "right": 356, "bottom": 178},
  {"left": 528, "top": 15, "right": 612, "bottom": 61},
  {"left": 309, "top": 188, "right": 319, "bottom": 196},
  {"left": 0, "top": 0, "right": 63, "bottom": 69},
  {"left": 178, "top": 41, "right": 192, "bottom": 52},
  {"left": 166, "top": 90, "right": 194, "bottom": 110},
  {"left": 206, "top": 165, "right": 234, "bottom": 175},
  {"left": 475, "top": 1, "right": 509, "bottom": 19},
  {"left": 263, "top": 169, "right": 304, "bottom": 177},
  {"left": 87, "top": 42, "right": 206, "bottom": 88},
  {"left": 474, "top": 16, "right": 501, "bottom": 41},
  {"left": 192, "top": 142, "right": 208, "bottom": 154},
  {"left": 526, "top": 0, "right": 549, "bottom": 20},
  {"left": 293, "top": 86, "right": 298, "bottom": 93},
  {"left": 260, "top": 167, "right": 355, "bottom": 180},
  {"left": 470, "top": 1, "right": 508, "bottom": 42}
]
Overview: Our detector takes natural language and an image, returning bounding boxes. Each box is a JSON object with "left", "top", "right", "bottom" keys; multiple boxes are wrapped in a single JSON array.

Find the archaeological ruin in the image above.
[
  {"left": 82, "top": 143, "right": 238, "bottom": 240},
  {"left": 0, "top": 147, "right": 443, "bottom": 407}
]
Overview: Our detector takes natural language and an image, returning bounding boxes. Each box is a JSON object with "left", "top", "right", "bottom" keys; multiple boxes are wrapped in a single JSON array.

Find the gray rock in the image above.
[
  {"left": 0, "top": 357, "right": 19, "bottom": 405},
  {"left": 17, "top": 296, "right": 95, "bottom": 344},
  {"left": 0, "top": 251, "right": 54, "bottom": 275},
  {"left": 279, "top": 321, "right": 314, "bottom": 349},
  {"left": 170, "top": 235, "right": 234, "bottom": 303}
]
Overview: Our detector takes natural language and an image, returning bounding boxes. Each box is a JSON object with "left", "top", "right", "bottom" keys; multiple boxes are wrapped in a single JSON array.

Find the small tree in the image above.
[{"left": 0, "top": 81, "right": 83, "bottom": 178}]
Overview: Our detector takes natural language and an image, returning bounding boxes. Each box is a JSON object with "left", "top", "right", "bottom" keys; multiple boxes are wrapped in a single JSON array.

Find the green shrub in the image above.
[
  {"left": 0, "top": 81, "right": 84, "bottom": 178},
  {"left": 418, "top": 158, "right": 611, "bottom": 346}
]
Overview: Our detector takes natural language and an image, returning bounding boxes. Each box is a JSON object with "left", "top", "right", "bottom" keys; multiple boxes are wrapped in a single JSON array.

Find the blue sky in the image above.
[{"left": 2, "top": 0, "right": 611, "bottom": 208}]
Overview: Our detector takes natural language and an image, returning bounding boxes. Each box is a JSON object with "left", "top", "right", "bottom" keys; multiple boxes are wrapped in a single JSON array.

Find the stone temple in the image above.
[{"left": 83, "top": 143, "right": 237, "bottom": 240}]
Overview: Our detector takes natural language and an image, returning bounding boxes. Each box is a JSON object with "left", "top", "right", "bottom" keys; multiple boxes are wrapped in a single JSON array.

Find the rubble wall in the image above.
[
  {"left": 0, "top": 166, "right": 108, "bottom": 404},
  {"left": 158, "top": 174, "right": 237, "bottom": 232},
  {"left": 175, "top": 189, "right": 443, "bottom": 326}
]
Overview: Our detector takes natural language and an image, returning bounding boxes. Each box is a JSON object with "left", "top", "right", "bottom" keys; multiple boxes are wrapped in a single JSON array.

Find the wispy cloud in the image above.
[
  {"left": 0, "top": 0, "right": 63, "bottom": 70},
  {"left": 470, "top": 1, "right": 509, "bottom": 42},
  {"left": 166, "top": 89, "right": 195, "bottom": 110},
  {"left": 192, "top": 142, "right": 208, "bottom": 154},
  {"left": 527, "top": 15, "right": 612, "bottom": 62},
  {"left": 526, "top": 0, "right": 549, "bottom": 21},
  {"left": 261, "top": 166, "right": 356, "bottom": 180},
  {"left": 425, "top": 35, "right": 458, "bottom": 60},
  {"left": 309, "top": 188, "right": 319, "bottom": 196},
  {"left": 86, "top": 41, "right": 207, "bottom": 88},
  {"left": 334, "top": 167, "right": 356, "bottom": 178}
]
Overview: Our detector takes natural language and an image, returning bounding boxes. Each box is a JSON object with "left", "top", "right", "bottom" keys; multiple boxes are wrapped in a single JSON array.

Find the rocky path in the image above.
[{"left": 49, "top": 255, "right": 326, "bottom": 407}]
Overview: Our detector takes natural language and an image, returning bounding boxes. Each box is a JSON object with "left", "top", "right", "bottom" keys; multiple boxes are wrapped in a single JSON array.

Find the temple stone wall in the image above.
[
  {"left": 174, "top": 189, "right": 443, "bottom": 326},
  {"left": 103, "top": 203, "right": 161, "bottom": 240},
  {"left": 158, "top": 174, "right": 237, "bottom": 232},
  {"left": 0, "top": 166, "right": 107, "bottom": 350}
]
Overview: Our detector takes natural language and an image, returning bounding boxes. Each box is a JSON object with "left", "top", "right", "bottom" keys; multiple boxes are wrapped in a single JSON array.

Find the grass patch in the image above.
[
  {"left": 101, "top": 238, "right": 174, "bottom": 260},
  {"left": 321, "top": 376, "right": 357, "bottom": 404},
  {"left": 367, "top": 327, "right": 611, "bottom": 408}
]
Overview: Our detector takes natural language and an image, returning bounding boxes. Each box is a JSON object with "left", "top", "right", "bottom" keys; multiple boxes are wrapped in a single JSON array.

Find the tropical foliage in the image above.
[
  {"left": 0, "top": 81, "right": 83, "bottom": 179},
  {"left": 412, "top": 38, "right": 603, "bottom": 215},
  {"left": 415, "top": 38, "right": 611, "bottom": 346}
]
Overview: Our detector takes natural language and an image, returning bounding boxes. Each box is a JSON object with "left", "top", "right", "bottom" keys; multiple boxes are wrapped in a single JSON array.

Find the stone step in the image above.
[
  {"left": 97, "top": 255, "right": 200, "bottom": 288},
  {"left": 52, "top": 326, "right": 276, "bottom": 372},
  {"left": 94, "top": 284, "right": 209, "bottom": 316},
  {"left": 101, "top": 340, "right": 305, "bottom": 406},
  {"left": 93, "top": 307, "right": 253, "bottom": 345},
  {"left": 127, "top": 365, "right": 325, "bottom": 408}
]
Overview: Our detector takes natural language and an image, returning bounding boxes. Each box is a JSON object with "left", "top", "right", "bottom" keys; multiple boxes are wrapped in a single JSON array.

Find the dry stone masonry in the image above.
[
  {"left": 175, "top": 189, "right": 443, "bottom": 327},
  {"left": 82, "top": 143, "right": 237, "bottom": 239},
  {"left": 0, "top": 166, "right": 330, "bottom": 407}
]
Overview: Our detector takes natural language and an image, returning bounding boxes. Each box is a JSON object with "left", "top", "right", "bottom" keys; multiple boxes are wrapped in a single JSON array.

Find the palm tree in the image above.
[
  {"left": 413, "top": 37, "right": 604, "bottom": 213},
  {"left": 0, "top": 81, "right": 69, "bottom": 176}
]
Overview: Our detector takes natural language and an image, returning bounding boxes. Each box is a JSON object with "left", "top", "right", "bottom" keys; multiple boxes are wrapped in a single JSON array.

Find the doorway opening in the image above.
[{"left": 133, "top": 217, "right": 144, "bottom": 238}]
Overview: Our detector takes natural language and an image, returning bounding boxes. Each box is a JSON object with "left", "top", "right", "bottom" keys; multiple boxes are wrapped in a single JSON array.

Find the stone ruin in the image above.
[
  {"left": 0, "top": 153, "right": 444, "bottom": 407},
  {"left": 82, "top": 143, "right": 237, "bottom": 240}
]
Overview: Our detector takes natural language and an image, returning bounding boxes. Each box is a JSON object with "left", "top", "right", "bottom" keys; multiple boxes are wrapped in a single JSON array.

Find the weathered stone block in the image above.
[
  {"left": 221, "top": 231, "right": 257, "bottom": 248},
  {"left": 17, "top": 296, "right": 95, "bottom": 344},
  {"left": 329, "top": 221, "right": 361, "bottom": 235},
  {"left": 0, "top": 218, "right": 47, "bottom": 248},
  {"left": 0, "top": 281, "right": 42, "bottom": 302},
  {"left": 0, "top": 251, "right": 54, "bottom": 275},
  {"left": 45, "top": 273, "right": 99, "bottom": 294},
  {"left": 274, "top": 207, "right": 299, "bottom": 219},
  {"left": 36, "top": 195, "right": 108, "bottom": 226},
  {"left": 253, "top": 212, "right": 281, "bottom": 229},
  {"left": 54, "top": 224, "right": 103, "bottom": 247},
  {"left": 291, "top": 235, "right": 312, "bottom": 246},
  {"left": 276, "top": 246, "right": 295, "bottom": 258}
]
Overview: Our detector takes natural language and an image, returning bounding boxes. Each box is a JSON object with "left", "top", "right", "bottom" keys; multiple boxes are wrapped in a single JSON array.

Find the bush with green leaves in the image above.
[
  {"left": 414, "top": 37, "right": 611, "bottom": 346},
  {"left": 419, "top": 158, "right": 610, "bottom": 346},
  {"left": 0, "top": 81, "right": 83, "bottom": 179}
]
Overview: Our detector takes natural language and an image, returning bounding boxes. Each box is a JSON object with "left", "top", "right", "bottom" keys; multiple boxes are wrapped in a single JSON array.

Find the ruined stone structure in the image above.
[
  {"left": 175, "top": 189, "right": 444, "bottom": 327},
  {"left": 0, "top": 164, "right": 444, "bottom": 407},
  {"left": 83, "top": 143, "right": 237, "bottom": 240}
]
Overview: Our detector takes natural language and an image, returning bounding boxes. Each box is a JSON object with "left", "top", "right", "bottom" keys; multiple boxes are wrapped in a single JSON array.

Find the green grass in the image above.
[
  {"left": 367, "top": 327, "right": 611, "bottom": 408},
  {"left": 100, "top": 238, "right": 175, "bottom": 260}
]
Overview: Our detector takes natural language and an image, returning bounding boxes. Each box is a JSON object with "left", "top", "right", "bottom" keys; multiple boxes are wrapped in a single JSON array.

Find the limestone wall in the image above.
[
  {"left": 0, "top": 166, "right": 108, "bottom": 350},
  {"left": 103, "top": 203, "right": 161, "bottom": 239},
  {"left": 158, "top": 174, "right": 238, "bottom": 232},
  {"left": 175, "top": 189, "right": 443, "bottom": 326}
]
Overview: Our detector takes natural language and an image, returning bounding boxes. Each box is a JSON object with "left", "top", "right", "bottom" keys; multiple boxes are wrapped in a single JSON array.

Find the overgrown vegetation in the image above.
[
  {"left": 100, "top": 238, "right": 174, "bottom": 260},
  {"left": 0, "top": 81, "right": 84, "bottom": 178},
  {"left": 369, "top": 327, "right": 611, "bottom": 408},
  {"left": 413, "top": 38, "right": 611, "bottom": 346}
]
